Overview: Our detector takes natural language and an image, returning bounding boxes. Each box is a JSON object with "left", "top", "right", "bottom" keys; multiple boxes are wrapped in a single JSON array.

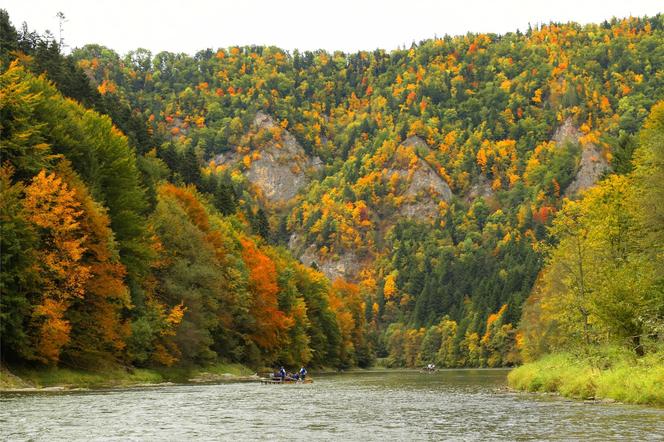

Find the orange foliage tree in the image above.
[
  {"left": 240, "top": 237, "right": 292, "bottom": 356},
  {"left": 23, "top": 170, "right": 91, "bottom": 363},
  {"left": 330, "top": 279, "right": 370, "bottom": 366}
]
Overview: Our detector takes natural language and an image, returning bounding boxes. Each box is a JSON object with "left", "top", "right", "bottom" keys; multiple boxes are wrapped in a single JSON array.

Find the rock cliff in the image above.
[
  {"left": 388, "top": 136, "right": 453, "bottom": 218},
  {"left": 216, "top": 112, "right": 320, "bottom": 203},
  {"left": 554, "top": 117, "right": 609, "bottom": 197}
]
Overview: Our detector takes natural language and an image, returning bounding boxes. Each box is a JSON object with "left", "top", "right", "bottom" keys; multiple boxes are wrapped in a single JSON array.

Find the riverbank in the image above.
[
  {"left": 508, "top": 349, "right": 664, "bottom": 406},
  {"left": 0, "top": 364, "right": 499, "bottom": 391},
  {"left": 0, "top": 362, "right": 258, "bottom": 392}
]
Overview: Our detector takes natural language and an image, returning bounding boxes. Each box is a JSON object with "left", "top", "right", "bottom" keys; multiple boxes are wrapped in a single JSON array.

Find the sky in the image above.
[{"left": 3, "top": 0, "right": 663, "bottom": 55}]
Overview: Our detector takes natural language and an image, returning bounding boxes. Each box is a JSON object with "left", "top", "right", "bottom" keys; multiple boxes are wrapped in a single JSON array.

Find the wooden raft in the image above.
[{"left": 260, "top": 378, "right": 313, "bottom": 384}]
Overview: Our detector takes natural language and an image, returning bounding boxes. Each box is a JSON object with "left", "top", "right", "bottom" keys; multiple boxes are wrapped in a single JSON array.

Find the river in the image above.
[{"left": 1, "top": 369, "right": 662, "bottom": 441}]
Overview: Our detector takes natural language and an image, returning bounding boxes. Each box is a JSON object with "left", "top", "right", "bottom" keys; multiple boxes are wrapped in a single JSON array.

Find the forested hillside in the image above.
[
  {"left": 1, "top": 10, "right": 663, "bottom": 371},
  {"left": 0, "top": 11, "right": 368, "bottom": 370}
]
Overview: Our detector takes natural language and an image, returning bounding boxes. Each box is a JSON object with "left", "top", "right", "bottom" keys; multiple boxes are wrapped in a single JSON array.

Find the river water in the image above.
[{"left": 1, "top": 369, "right": 662, "bottom": 441}]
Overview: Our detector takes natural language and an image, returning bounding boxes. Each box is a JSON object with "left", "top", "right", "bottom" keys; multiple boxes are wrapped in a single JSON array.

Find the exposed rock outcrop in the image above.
[
  {"left": 565, "top": 145, "right": 610, "bottom": 196},
  {"left": 466, "top": 175, "right": 494, "bottom": 202},
  {"left": 553, "top": 117, "right": 609, "bottom": 197},
  {"left": 216, "top": 112, "right": 319, "bottom": 203},
  {"left": 552, "top": 117, "right": 581, "bottom": 144},
  {"left": 389, "top": 136, "right": 453, "bottom": 218},
  {"left": 289, "top": 234, "right": 362, "bottom": 282},
  {"left": 401, "top": 135, "right": 429, "bottom": 150}
]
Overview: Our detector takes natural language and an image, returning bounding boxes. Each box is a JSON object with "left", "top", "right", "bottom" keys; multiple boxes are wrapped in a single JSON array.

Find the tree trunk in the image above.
[{"left": 632, "top": 335, "right": 644, "bottom": 357}]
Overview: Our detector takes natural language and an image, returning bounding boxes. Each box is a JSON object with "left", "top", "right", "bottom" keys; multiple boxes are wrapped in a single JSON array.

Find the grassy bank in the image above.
[
  {"left": 508, "top": 348, "right": 664, "bottom": 406},
  {"left": 0, "top": 362, "right": 256, "bottom": 391}
]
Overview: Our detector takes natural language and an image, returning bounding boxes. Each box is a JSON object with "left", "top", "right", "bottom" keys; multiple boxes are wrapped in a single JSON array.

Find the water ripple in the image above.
[{"left": 2, "top": 370, "right": 663, "bottom": 441}]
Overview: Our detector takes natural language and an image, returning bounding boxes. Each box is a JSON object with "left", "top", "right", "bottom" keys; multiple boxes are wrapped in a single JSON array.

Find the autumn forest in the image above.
[{"left": 1, "top": 10, "right": 663, "bottom": 383}]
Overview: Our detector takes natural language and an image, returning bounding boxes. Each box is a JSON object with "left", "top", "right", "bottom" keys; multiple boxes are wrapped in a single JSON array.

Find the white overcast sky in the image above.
[{"left": 3, "top": 0, "right": 663, "bottom": 55}]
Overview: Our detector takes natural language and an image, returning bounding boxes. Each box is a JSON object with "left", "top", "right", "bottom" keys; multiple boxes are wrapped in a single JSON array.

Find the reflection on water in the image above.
[{"left": 1, "top": 370, "right": 663, "bottom": 441}]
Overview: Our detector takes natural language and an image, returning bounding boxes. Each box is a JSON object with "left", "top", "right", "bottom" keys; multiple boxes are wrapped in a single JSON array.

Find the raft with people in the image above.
[
  {"left": 420, "top": 363, "right": 437, "bottom": 373},
  {"left": 260, "top": 376, "right": 313, "bottom": 384},
  {"left": 260, "top": 366, "right": 313, "bottom": 384}
]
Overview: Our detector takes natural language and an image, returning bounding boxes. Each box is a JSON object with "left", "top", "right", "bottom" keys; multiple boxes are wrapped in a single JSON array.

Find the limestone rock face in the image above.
[
  {"left": 216, "top": 112, "right": 319, "bottom": 203},
  {"left": 289, "top": 234, "right": 361, "bottom": 282},
  {"left": 317, "top": 251, "right": 361, "bottom": 283},
  {"left": 466, "top": 176, "right": 494, "bottom": 202},
  {"left": 552, "top": 117, "right": 581, "bottom": 144},
  {"left": 389, "top": 136, "right": 453, "bottom": 218},
  {"left": 565, "top": 144, "right": 610, "bottom": 196},
  {"left": 401, "top": 135, "right": 429, "bottom": 150},
  {"left": 553, "top": 117, "right": 610, "bottom": 197}
]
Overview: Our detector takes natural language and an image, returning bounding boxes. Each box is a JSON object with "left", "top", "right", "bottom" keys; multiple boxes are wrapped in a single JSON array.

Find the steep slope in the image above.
[{"left": 287, "top": 135, "right": 453, "bottom": 282}]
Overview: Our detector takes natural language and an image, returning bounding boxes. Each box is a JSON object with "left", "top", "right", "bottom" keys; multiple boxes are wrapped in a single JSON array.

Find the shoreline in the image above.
[
  {"left": 1, "top": 364, "right": 514, "bottom": 393},
  {"left": 1, "top": 364, "right": 521, "bottom": 394},
  {"left": 0, "top": 363, "right": 260, "bottom": 393}
]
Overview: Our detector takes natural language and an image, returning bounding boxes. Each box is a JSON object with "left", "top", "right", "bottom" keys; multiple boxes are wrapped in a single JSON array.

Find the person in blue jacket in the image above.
[
  {"left": 299, "top": 366, "right": 307, "bottom": 381},
  {"left": 279, "top": 366, "right": 286, "bottom": 381}
]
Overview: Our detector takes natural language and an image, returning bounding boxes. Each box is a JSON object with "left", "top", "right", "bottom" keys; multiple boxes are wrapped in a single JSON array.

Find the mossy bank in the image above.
[{"left": 508, "top": 349, "right": 664, "bottom": 407}]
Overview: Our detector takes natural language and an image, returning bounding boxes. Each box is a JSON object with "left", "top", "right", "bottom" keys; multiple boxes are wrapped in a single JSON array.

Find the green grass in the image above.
[
  {"left": 508, "top": 348, "right": 664, "bottom": 406},
  {"left": 202, "top": 362, "right": 255, "bottom": 377},
  {"left": 7, "top": 366, "right": 166, "bottom": 389},
  {"left": 373, "top": 357, "right": 390, "bottom": 368}
]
